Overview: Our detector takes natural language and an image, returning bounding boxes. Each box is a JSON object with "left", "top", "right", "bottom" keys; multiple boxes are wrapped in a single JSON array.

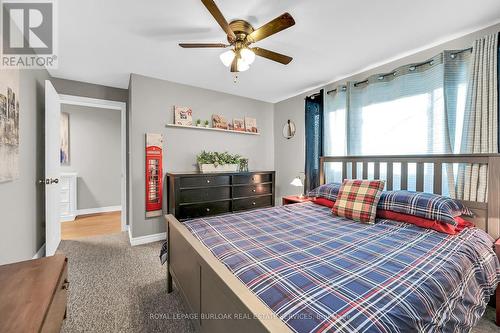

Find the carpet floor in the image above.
[{"left": 57, "top": 232, "right": 498, "bottom": 333}]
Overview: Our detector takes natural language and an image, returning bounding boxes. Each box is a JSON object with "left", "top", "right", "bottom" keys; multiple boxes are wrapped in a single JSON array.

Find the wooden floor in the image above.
[{"left": 61, "top": 211, "right": 121, "bottom": 240}]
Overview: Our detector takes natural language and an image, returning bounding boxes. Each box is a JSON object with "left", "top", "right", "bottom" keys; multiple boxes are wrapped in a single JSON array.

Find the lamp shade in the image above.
[
  {"left": 237, "top": 59, "right": 250, "bottom": 72},
  {"left": 290, "top": 177, "right": 303, "bottom": 187},
  {"left": 240, "top": 48, "right": 255, "bottom": 65},
  {"left": 220, "top": 50, "right": 235, "bottom": 67}
]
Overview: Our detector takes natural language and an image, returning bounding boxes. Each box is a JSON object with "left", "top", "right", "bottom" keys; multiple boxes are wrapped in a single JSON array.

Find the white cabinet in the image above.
[{"left": 60, "top": 172, "right": 77, "bottom": 222}]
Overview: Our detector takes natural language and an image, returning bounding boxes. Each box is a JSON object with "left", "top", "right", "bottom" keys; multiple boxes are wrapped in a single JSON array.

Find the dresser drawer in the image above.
[
  {"left": 179, "top": 201, "right": 231, "bottom": 219},
  {"left": 233, "top": 183, "right": 272, "bottom": 198},
  {"left": 233, "top": 173, "right": 272, "bottom": 185},
  {"left": 180, "top": 175, "right": 230, "bottom": 188},
  {"left": 59, "top": 178, "right": 70, "bottom": 190},
  {"left": 60, "top": 203, "right": 70, "bottom": 215},
  {"left": 233, "top": 195, "right": 273, "bottom": 212},
  {"left": 180, "top": 187, "right": 231, "bottom": 203},
  {"left": 60, "top": 188, "right": 70, "bottom": 203},
  {"left": 41, "top": 260, "right": 68, "bottom": 333}
]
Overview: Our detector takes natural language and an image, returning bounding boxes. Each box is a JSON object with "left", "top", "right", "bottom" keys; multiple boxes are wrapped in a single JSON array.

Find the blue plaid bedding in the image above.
[
  {"left": 163, "top": 202, "right": 499, "bottom": 333},
  {"left": 308, "top": 183, "right": 473, "bottom": 226}
]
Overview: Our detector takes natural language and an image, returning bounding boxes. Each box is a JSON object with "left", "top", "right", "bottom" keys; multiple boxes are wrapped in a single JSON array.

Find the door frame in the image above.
[{"left": 58, "top": 94, "right": 128, "bottom": 232}]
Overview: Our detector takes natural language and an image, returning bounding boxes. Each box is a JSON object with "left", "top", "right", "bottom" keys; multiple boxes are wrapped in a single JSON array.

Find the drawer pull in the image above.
[
  {"left": 252, "top": 189, "right": 256, "bottom": 193},
  {"left": 206, "top": 179, "right": 211, "bottom": 183},
  {"left": 251, "top": 177, "right": 255, "bottom": 181},
  {"left": 62, "top": 279, "right": 70, "bottom": 290},
  {"left": 252, "top": 202, "right": 256, "bottom": 206},
  {"left": 206, "top": 208, "right": 210, "bottom": 212}
]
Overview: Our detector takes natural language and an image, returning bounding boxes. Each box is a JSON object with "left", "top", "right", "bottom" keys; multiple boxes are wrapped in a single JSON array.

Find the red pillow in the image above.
[
  {"left": 377, "top": 210, "right": 474, "bottom": 235},
  {"left": 312, "top": 197, "right": 335, "bottom": 208}
]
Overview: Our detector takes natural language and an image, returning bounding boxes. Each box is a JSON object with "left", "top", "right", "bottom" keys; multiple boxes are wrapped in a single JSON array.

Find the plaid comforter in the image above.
[{"left": 162, "top": 202, "right": 500, "bottom": 333}]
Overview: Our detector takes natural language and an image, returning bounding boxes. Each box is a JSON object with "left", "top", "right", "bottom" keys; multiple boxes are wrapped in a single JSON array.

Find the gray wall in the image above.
[
  {"left": 0, "top": 68, "right": 50, "bottom": 265},
  {"left": 129, "top": 73, "right": 274, "bottom": 238},
  {"left": 61, "top": 104, "right": 121, "bottom": 210},
  {"left": 51, "top": 78, "right": 128, "bottom": 103},
  {"left": 273, "top": 23, "right": 500, "bottom": 201}
]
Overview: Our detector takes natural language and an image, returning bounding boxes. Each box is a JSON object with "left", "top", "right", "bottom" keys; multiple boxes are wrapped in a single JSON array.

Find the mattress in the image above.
[{"left": 161, "top": 202, "right": 500, "bottom": 332}]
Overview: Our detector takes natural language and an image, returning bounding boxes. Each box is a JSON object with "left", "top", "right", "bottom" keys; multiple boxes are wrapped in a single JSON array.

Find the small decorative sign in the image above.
[
  {"left": 174, "top": 106, "right": 193, "bottom": 126},
  {"left": 244, "top": 117, "right": 258, "bottom": 133},
  {"left": 233, "top": 118, "right": 245, "bottom": 132}
]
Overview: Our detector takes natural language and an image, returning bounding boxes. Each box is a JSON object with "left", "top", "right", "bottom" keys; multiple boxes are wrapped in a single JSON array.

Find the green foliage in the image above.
[
  {"left": 204, "top": 120, "right": 210, "bottom": 126},
  {"left": 196, "top": 119, "right": 201, "bottom": 125},
  {"left": 196, "top": 151, "right": 242, "bottom": 166}
]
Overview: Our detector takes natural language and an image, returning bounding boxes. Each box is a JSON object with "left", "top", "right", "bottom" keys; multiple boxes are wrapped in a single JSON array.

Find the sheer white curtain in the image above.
[
  {"left": 456, "top": 33, "right": 498, "bottom": 202},
  {"left": 323, "top": 50, "right": 472, "bottom": 193},
  {"left": 324, "top": 88, "right": 347, "bottom": 183},
  {"left": 348, "top": 55, "right": 446, "bottom": 156}
]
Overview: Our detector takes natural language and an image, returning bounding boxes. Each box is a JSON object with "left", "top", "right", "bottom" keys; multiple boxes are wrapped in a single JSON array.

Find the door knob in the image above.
[{"left": 39, "top": 178, "right": 59, "bottom": 185}]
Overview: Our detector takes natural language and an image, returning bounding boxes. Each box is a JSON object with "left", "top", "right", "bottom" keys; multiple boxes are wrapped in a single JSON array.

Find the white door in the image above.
[{"left": 45, "top": 80, "right": 61, "bottom": 256}]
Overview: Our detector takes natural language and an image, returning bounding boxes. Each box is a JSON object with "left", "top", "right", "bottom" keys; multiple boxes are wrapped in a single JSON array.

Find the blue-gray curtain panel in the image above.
[{"left": 304, "top": 90, "right": 324, "bottom": 192}]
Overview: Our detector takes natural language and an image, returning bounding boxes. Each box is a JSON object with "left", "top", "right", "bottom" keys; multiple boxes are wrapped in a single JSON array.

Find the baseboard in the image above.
[
  {"left": 128, "top": 231, "right": 166, "bottom": 246},
  {"left": 77, "top": 205, "right": 122, "bottom": 216},
  {"left": 32, "top": 244, "right": 46, "bottom": 259}
]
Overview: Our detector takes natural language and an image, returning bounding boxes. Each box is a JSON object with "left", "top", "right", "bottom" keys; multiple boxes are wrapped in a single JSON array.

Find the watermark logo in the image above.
[{"left": 1, "top": 0, "right": 57, "bottom": 68}]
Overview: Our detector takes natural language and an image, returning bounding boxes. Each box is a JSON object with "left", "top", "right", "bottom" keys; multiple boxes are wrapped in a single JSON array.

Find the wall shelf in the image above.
[{"left": 165, "top": 124, "right": 260, "bottom": 136}]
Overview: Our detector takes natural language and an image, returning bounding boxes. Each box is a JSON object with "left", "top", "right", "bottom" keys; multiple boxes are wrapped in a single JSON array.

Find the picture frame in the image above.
[
  {"left": 60, "top": 112, "right": 70, "bottom": 165},
  {"left": 233, "top": 118, "right": 245, "bottom": 132},
  {"left": 244, "top": 117, "right": 258, "bottom": 133},
  {"left": 174, "top": 106, "right": 193, "bottom": 126}
]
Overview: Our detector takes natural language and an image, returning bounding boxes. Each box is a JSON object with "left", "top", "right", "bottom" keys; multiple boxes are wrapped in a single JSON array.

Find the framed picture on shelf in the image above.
[
  {"left": 212, "top": 114, "right": 228, "bottom": 130},
  {"left": 244, "top": 117, "right": 258, "bottom": 133},
  {"left": 233, "top": 118, "right": 245, "bottom": 132},
  {"left": 174, "top": 106, "right": 193, "bottom": 126}
]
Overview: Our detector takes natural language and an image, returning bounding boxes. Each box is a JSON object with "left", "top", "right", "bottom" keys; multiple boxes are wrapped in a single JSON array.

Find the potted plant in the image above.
[
  {"left": 195, "top": 119, "right": 202, "bottom": 127},
  {"left": 197, "top": 151, "right": 242, "bottom": 173},
  {"left": 204, "top": 120, "right": 210, "bottom": 128}
]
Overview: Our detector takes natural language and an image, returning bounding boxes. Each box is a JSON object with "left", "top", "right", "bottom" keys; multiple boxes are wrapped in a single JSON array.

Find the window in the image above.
[{"left": 324, "top": 51, "right": 472, "bottom": 194}]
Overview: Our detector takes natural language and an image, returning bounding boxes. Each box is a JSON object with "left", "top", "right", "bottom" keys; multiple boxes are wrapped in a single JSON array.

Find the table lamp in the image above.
[{"left": 290, "top": 176, "right": 304, "bottom": 199}]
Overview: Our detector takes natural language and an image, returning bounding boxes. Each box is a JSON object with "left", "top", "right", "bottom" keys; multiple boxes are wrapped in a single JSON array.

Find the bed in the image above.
[{"left": 163, "top": 154, "right": 500, "bottom": 333}]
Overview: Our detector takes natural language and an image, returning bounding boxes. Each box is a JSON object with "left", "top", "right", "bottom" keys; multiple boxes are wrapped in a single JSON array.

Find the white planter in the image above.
[{"left": 199, "top": 164, "right": 239, "bottom": 173}]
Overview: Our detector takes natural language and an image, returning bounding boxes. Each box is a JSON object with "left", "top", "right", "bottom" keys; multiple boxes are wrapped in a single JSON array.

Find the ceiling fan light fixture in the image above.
[
  {"left": 220, "top": 50, "right": 235, "bottom": 67},
  {"left": 237, "top": 59, "right": 250, "bottom": 72},
  {"left": 240, "top": 48, "right": 255, "bottom": 65}
]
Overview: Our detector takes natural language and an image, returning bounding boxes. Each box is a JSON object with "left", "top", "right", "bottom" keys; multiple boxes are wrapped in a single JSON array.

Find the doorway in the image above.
[{"left": 45, "top": 80, "right": 127, "bottom": 254}]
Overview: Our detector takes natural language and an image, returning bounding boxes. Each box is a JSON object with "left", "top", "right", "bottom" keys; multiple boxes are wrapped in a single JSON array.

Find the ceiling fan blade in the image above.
[
  {"left": 201, "top": 0, "right": 236, "bottom": 41},
  {"left": 253, "top": 47, "right": 293, "bottom": 65},
  {"left": 247, "top": 13, "right": 295, "bottom": 43},
  {"left": 179, "top": 43, "right": 228, "bottom": 48},
  {"left": 230, "top": 56, "right": 238, "bottom": 72}
]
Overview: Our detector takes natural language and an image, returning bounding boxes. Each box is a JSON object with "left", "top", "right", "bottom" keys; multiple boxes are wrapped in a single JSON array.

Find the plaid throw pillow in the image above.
[
  {"left": 377, "top": 190, "right": 473, "bottom": 226},
  {"left": 333, "top": 180, "right": 385, "bottom": 224},
  {"left": 307, "top": 183, "right": 341, "bottom": 201}
]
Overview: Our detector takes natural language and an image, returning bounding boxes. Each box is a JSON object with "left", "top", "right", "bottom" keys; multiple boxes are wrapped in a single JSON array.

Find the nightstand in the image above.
[{"left": 282, "top": 195, "right": 313, "bottom": 205}]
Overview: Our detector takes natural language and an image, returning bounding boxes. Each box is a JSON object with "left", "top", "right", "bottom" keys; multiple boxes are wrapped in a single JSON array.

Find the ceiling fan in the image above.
[{"left": 179, "top": 0, "right": 295, "bottom": 73}]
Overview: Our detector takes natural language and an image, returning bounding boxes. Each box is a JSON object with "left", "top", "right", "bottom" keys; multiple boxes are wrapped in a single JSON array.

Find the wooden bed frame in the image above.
[{"left": 165, "top": 154, "right": 500, "bottom": 332}]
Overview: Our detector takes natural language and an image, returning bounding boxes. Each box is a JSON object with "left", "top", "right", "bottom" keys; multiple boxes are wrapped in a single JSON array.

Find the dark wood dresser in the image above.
[
  {"left": 167, "top": 171, "right": 275, "bottom": 220},
  {"left": 0, "top": 255, "right": 68, "bottom": 333}
]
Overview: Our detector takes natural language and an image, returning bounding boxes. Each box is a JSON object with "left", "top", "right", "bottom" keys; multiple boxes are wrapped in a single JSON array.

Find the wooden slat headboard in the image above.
[{"left": 319, "top": 154, "right": 500, "bottom": 239}]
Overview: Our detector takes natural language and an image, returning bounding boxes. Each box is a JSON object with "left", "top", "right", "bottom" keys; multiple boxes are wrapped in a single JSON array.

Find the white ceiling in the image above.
[{"left": 49, "top": 0, "right": 500, "bottom": 103}]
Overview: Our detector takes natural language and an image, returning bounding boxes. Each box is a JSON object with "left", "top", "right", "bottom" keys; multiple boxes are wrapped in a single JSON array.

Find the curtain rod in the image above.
[
  {"left": 326, "top": 47, "right": 473, "bottom": 94},
  {"left": 305, "top": 92, "right": 321, "bottom": 100}
]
